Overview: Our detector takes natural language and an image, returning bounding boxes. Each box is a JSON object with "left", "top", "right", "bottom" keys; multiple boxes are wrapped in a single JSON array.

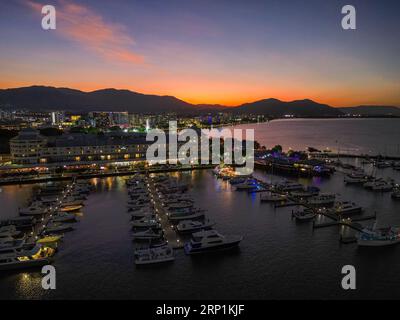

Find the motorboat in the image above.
[
  {"left": 74, "top": 185, "right": 91, "bottom": 194},
  {"left": 128, "top": 198, "right": 151, "bottom": 206},
  {"left": 44, "top": 222, "right": 74, "bottom": 234},
  {"left": 375, "top": 161, "right": 392, "bottom": 168},
  {"left": 50, "top": 212, "right": 77, "bottom": 223},
  {"left": 392, "top": 189, "right": 400, "bottom": 199},
  {"left": 184, "top": 230, "right": 242, "bottom": 255},
  {"left": 0, "top": 217, "right": 35, "bottom": 230},
  {"left": 127, "top": 204, "right": 152, "bottom": 212},
  {"left": 363, "top": 178, "right": 383, "bottom": 189},
  {"left": 36, "top": 194, "right": 60, "bottom": 203},
  {"left": 290, "top": 186, "right": 320, "bottom": 198},
  {"left": 334, "top": 201, "right": 363, "bottom": 216},
  {"left": 36, "top": 235, "right": 63, "bottom": 249},
  {"left": 19, "top": 203, "right": 48, "bottom": 216},
  {"left": 131, "top": 217, "right": 161, "bottom": 228},
  {"left": 131, "top": 209, "right": 154, "bottom": 219},
  {"left": 132, "top": 228, "right": 163, "bottom": 240},
  {"left": 307, "top": 193, "right": 336, "bottom": 206},
  {"left": 0, "top": 245, "right": 55, "bottom": 271},
  {"left": 229, "top": 176, "right": 251, "bottom": 185},
  {"left": 260, "top": 192, "right": 287, "bottom": 203},
  {"left": 66, "top": 191, "right": 87, "bottom": 200},
  {"left": 235, "top": 179, "right": 259, "bottom": 190},
  {"left": 166, "top": 202, "right": 194, "bottom": 212},
  {"left": 0, "top": 236, "right": 26, "bottom": 251},
  {"left": 344, "top": 174, "right": 368, "bottom": 184},
  {"left": 0, "top": 225, "right": 21, "bottom": 238},
  {"left": 371, "top": 181, "right": 393, "bottom": 192},
  {"left": 276, "top": 180, "right": 304, "bottom": 192},
  {"left": 60, "top": 196, "right": 84, "bottom": 207},
  {"left": 59, "top": 205, "right": 83, "bottom": 212},
  {"left": 168, "top": 210, "right": 205, "bottom": 222},
  {"left": 358, "top": 226, "right": 400, "bottom": 247},
  {"left": 292, "top": 209, "right": 316, "bottom": 222},
  {"left": 134, "top": 245, "right": 174, "bottom": 265},
  {"left": 175, "top": 219, "right": 215, "bottom": 234},
  {"left": 161, "top": 197, "right": 194, "bottom": 206},
  {"left": 393, "top": 161, "right": 400, "bottom": 170}
]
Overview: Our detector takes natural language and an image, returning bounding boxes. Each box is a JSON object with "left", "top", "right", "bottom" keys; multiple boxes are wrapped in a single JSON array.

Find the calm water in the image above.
[
  {"left": 1, "top": 119, "right": 400, "bottom": 300},
  {"left": 231, "top": 118, "right": 400, "bottom": 156}
]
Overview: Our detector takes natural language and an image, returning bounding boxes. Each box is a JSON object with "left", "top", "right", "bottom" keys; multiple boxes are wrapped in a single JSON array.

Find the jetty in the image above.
[{"left": 147, "top": 176, "right": 184, "bottom": 249}]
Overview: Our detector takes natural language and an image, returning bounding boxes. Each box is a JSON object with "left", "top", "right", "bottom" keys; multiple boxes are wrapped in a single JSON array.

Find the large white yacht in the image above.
[
  {"left": 358, "top": 226, "right": 400, "bottom": 247},
  {"left": 184, "top": 230, "right": 243, "bottom": 255},
  {"left": 134, "top": 245, "right": 174, "bottom": 265},
  {"left": 0, "top": 245, "right": 55, "bottom": 271}
]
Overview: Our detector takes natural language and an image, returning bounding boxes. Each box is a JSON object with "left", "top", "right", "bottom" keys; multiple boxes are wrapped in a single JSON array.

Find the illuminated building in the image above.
[{"left": 10, "top": 129, "right": 152, "bottom": 165}]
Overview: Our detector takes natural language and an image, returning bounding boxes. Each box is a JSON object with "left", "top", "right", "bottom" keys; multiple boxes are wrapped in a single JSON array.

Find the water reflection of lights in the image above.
[
  {"left": 16, "top": 272, "right": 45, "bottom": 299},
  {"left": 106, "top": 177, "right": 113, "bottom": 189}
]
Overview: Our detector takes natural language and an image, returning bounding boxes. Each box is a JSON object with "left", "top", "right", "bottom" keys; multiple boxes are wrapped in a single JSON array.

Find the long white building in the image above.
[{"left": 10, "top": 129, "right": 151, "bottom": 165}]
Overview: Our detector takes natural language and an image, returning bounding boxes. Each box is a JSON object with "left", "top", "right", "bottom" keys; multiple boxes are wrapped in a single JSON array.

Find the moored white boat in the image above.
[
  {"left": 358, "top": 226, "right": 400, "bottom": 247},
  {"left": 292, "top": 209, "right": 316, "bottom": 221},
  {"left": 19, "top": 205, "right": 47, "bottom": 216},
  {"left": 0, "top": 225, "right": 21, "bottom": 238},
  {"left": 344, "top": 175, "right": 367, "bottom": 184},
  {"left": 131, "top": 217, "right": 160, "bottom": 228},
  {"left": 334, "top": 201, "right": 363, "bottom": 215},
  {"left": 168, "top": 210, "right": 205, "bottom": 222},
  {"left": 176, "top": 219, "right": 215, "bottom": 233},
  {"left": 0, "top": 245, "right": 55, "bottom": 271},
  {"left": 134, "top": 245, "right": 174, "bottom": 265},
  {"left": 235, "top": 179, "right": 258, "bottom": 190},
  {"left": 371, "top": 181, "right": 393, "bottom": 192},
  {"left": 50, "top": 212, "right": 77, "bottom": 223},
  {"left": 44, "top": 222, "right": 74, "bottom": 234},
  {"left": 132, "top": 228, "right": 163, "bottom": 240},
  {"left": 276, "top": 180, "right": 304, "bottom": 192},
  {"left": 307, "top": 193, "right": 336, "bottom": 206},
  {"left": 260, "top": 192, "right": 287, "bottom": 203},
  {"left": 184, "top": 230, "right": 242, "bottom": 255},
  {"left": 391, "top": 189, "right": 400, "bottom": 199}
]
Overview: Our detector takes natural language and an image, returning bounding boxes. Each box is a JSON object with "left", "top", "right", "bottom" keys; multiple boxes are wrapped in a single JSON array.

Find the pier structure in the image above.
[
  {"left": 147, "top": 176, "right": 184, "bottom": 249},
  {"left": 252, "top": 177, "right": 376, "bottom": 243},
  {"left": 0, "top": 164, "right": 215, "bottom": 186}
]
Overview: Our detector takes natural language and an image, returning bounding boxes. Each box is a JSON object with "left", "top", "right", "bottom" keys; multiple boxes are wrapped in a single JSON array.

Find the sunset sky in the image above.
[{"left": 0, "top": 0, "right": 399, "bottom": 106}]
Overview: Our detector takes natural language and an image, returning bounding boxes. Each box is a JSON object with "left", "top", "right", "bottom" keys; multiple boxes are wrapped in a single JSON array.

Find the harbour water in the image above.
[
  {"left": 231, "top": 118, "right": 400, "bottom": 157},
  {"left": 1, "top": 119, "right": 400, "bottom": 300}
]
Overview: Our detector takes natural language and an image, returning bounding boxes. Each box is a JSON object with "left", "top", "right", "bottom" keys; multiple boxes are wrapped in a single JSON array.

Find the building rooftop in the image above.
[{"left": 10, "top": 128, "right": 45, "bottom": 141}]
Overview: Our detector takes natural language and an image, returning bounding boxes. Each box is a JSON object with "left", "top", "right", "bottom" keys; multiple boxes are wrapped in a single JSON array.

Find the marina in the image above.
[
  {"left": 2, "top": 119, "right": 400, "bottom": 299},
  {"left": 1, "top": 159, "right": 400, "bottom": 299}
]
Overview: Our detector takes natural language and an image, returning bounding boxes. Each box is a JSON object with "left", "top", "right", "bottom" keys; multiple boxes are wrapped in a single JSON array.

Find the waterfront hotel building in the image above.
[{"left": 10, "top": 128, "right": 152, "bottom": 165}]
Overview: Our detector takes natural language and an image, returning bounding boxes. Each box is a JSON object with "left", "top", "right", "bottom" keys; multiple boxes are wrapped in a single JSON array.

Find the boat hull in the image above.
[
  {"left": 135, "top": 256, "right": 174, "bottom": 265},
  {"left": 358, "top": 239, "right": 400, "bottom": 247},
  {"left": 184, "top": 239, "right": 241, "bottom": 255},
  {"left": 0, "top": 258, "right": 51, "bottom": 272}
]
